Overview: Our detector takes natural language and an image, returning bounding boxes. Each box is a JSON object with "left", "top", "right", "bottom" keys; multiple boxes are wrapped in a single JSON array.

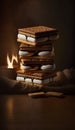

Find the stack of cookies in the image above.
[{"left": 16, "top": 26, "right": 59, "bottom": 87}]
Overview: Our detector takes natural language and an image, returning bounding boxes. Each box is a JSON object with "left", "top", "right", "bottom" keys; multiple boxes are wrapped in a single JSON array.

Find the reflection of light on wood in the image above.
[
  {"left": 6, "top": 98, "right": 14, "bottom": 120},
  {"left": 7, "top": 54, "right": 18, "bottom": 68}
]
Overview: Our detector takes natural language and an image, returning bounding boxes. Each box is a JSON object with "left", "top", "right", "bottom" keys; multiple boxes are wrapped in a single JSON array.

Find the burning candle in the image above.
[
  {"left": 0, "top": 54, "right": 18, "bottom": 80},
  {"left": 7, "top": 54, "right": 18, "bottom": 68}
]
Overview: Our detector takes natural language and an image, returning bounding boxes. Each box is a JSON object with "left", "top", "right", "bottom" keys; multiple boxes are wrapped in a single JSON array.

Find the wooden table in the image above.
[{"left": 0, "top": 94, "right": 75, "bottom": 130}]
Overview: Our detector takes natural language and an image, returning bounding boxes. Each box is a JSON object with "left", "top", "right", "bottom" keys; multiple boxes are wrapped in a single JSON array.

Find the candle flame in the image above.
[{"left": 7, "top": 54, "right": 18, "bottom": 68}]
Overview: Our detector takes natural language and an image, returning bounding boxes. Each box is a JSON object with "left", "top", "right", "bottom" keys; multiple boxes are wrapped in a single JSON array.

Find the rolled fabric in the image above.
[
  {"left": 53, "top": 71, "right": 66, "bottom": 85},
  {"left": 38, "top": 51, "right": 50, "bottom": 56},
  {"left": 63, "top": 69, "right": 72, "bottom": 80},
  {"left": 53, "top": 71, "right": 65, "bottom": 82},
  {"left": 63, "top": 68, "right": 75, "bottom": 84},
  {"left": 16, "top": 76, "right": 24, "bottom": 81},
  {"left": 25, "top": 78, "right": 32, "bottom": 83},
  {"left": 0, "top": 77, "right": 42, "bottom": 94},
  {"left": 63, "top": 69, "right": 73, "bottom": 82},
  {"left": 19, "top": 50, "right": 29, "bottom": 56},
  {"left": 41, "top": 64, "right": 53, "bottom": 70},
  {"left": 17, "top": 34, "right": 26, "bottom": 40}
]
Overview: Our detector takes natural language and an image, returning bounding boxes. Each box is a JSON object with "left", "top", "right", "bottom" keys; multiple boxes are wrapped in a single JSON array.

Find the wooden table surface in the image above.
[{"left": 0, "top": 94, "right": 75, "bottom": 130}]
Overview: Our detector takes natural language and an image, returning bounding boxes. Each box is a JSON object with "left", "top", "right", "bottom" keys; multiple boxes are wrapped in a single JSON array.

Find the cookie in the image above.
[{"left": 17, "top": 26, "right": 59, "bottom": 46}]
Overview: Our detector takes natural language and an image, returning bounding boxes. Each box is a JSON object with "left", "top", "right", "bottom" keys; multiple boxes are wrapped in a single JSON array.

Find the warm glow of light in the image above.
[
  {"left": 20, "top": 62, "right": 22, "bottom": 70},
  {"left": 7, "top": 54, "right": 18, "bottom": 68}
]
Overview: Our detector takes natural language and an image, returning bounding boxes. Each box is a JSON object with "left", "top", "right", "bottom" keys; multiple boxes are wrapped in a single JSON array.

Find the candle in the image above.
[
  {"left": 0, "top": 54, "right": 18, "bottom": 80},
  {"left": 0, "top": 67, "right": 17, "bottom": 80}
]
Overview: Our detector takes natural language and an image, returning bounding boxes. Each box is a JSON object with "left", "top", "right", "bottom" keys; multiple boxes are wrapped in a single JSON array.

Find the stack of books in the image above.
[{"left": 16, "top": 26, "right": 59, "bottom": 87}]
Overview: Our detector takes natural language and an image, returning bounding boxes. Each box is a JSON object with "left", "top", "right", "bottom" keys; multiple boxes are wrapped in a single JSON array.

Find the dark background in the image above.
[{"left": 0, "top": 0, "right": 75, "bottom": 70}]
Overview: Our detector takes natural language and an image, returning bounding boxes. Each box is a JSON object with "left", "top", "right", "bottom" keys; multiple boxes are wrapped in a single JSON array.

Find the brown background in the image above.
[{"left": 0, "top": 0, "right": 75, "bottom": 70}]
